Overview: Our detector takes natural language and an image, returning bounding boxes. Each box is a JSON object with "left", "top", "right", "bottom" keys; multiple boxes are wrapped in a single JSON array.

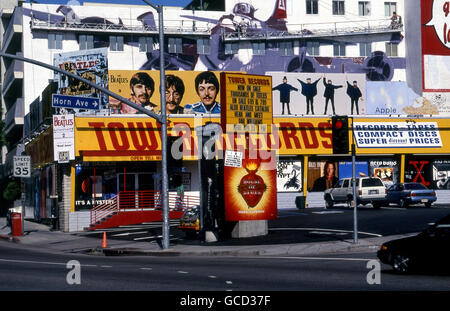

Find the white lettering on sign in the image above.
[
  {"left": 13, "top": 156, "right": 31, "bottom": 178},
  {"left": 354, "top": 122, "right": 443, "bottom": 148},
  {"left": 426, "top": 0, "right": 450, "bottom": 47}
]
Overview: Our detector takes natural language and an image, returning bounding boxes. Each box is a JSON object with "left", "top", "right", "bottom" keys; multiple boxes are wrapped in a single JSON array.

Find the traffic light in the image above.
[{"left": 332, "top": 116, "right": 349, "bottom": 154}]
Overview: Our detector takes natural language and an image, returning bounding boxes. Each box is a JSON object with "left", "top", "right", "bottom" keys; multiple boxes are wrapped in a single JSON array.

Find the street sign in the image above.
[
  {"left": 52, "top": 94, "right": 100, "bottom": 110},
  {"left": 13, "top": 156, "right": 31, "bottom": 178}
]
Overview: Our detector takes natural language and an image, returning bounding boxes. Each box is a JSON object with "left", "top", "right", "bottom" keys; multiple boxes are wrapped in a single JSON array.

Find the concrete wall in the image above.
[
  {"left": 68, "top": 211, "right": 90, "bottom": 232},
  {"left": 58, "top": 164, "right": 72, "bottom": 232}
]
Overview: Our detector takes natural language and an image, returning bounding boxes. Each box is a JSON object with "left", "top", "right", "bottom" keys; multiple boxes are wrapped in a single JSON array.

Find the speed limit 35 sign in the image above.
[{"left": 13, "top": 156, "right": 31, "bottom": 178}]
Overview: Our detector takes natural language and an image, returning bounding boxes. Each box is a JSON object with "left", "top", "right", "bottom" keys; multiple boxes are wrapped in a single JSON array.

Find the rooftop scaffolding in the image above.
[
  {"left": 30, "top": 15, "right": 212, "bottom": 36},
  {"left": 221, "top": 18, "right": 403, "bottom": 42}
]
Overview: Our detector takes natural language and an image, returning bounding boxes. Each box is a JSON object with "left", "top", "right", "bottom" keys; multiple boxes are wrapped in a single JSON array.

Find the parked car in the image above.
[
  {"left": 324, "top": 177, "right": 386, "bottom": 209},
  {"left": 384, "top": 182, "right": 436, "bottom": 208},
  {"left": 377, "top": 214, "right": 450, "bottom": 274}
]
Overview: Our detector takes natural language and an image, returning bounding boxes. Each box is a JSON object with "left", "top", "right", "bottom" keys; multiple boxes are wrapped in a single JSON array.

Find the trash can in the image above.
[
  {"left": 295, "top": 196, "right": 306, "bottom": 210},
  {"left": 11, "top": 212, "right": 23, "bottom": 237}
]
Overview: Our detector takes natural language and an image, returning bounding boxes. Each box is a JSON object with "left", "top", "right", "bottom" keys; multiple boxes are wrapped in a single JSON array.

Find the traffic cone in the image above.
[{"left": 101, "top": 232, "right": 108, "bottom": 248}]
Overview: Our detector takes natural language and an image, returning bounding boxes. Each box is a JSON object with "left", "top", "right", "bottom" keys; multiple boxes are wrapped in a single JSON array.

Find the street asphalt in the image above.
[{"left": 1, "top": 205, "right": 449, "bottom": 257}]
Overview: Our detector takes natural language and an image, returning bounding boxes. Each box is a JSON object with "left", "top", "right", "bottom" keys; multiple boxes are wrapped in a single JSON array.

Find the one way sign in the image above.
[{"left": 52, "top": 94, "right": 100, "bottom": 110}]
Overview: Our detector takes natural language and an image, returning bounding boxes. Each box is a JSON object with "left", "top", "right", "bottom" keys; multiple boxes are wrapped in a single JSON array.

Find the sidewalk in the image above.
[{"left": 0, "top": 217, "right": 415, "bottom": 257}]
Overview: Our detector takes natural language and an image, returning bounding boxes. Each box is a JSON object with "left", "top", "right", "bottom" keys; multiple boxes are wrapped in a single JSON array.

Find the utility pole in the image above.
[{"left": 142, "top": 0, "right": 169, "bottom": 250}]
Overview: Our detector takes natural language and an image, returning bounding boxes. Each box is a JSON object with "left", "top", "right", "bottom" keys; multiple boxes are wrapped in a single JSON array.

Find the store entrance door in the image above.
[{"left": 118, "top": 173, "right": 155, "bottom": 209}]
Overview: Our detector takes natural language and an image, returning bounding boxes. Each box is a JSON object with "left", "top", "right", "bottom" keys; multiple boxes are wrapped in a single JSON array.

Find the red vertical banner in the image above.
[
  {"left": 224, "top": 151, "right": 277, "bottom": 221},
  {"left": 421, "top": 0, "right": 450, "bottom": 92}
]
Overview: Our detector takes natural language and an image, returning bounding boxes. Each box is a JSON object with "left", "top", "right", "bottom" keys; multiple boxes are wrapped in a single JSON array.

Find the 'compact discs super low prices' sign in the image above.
[
  {"left": 354, "top": 122, "right": 443, "bottom": 148},
  {"left": 221, "top": 73, "right": 273, "bottom": 134},
  {"left": 13, "top": 156, "right": 31, "bottom": 178}
]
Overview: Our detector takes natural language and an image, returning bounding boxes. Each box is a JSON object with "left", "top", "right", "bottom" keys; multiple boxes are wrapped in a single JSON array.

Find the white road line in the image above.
[
  {"left": 226, "top": 281, "right": 233, "bottom": 284},
  {"left": 269, "top": 228, "right": 383, "bottom": 237},
  {"left": 140, "top": 268, "right": 153, "bottom": 271},
  {"left": 177, "top": 270, "right": 189, "bottom": 274},
  {"left": 208, "top": 275, "right": 217, "bottom": 279},
  {"left": 0, "top": 258, "right": 97, "bottom": 267},
  {"left": 111, "top": 231, "right": 148, "bottom": 237},
  {"left": 382, "top": 207, "right": 406, "bottom": 210},
  {"left": 263, "top": 256, "right": 372, "bottom": 262}
]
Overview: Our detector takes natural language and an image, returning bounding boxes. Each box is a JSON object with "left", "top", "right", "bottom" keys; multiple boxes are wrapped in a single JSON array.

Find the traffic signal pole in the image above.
[
  {"left": 352, "top": 141, "right": 358, "bottom": 244},
  {"left": 351, "top": 117, "right": 358, "bottom": 244}
]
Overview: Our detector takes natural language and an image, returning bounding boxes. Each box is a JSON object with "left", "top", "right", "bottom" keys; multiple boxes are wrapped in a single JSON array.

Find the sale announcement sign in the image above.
[
  {"left": 220, "top": 72, "right": 273, "bottom": 134},
  {"left": 224, "top": 153, "right": 277, "bottom": 221}
]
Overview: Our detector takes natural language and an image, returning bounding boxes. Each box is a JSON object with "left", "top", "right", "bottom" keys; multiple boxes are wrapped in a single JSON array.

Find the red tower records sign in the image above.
[{"left": 421, "top": 0, "right": 450, "bottom": 93}]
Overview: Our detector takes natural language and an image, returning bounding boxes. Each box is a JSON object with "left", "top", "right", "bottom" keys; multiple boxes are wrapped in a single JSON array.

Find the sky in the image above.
[{"left": 25, "top": 0, "right": 193, "bottom": 7}]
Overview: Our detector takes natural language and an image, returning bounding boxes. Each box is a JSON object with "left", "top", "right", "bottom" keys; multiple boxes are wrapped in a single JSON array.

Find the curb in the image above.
[
  {"left": 101, "top": 248, "right": 262, "bottom": 257},
  {"left": 0, "top": 234, "right": 20, "bottom": 243}
]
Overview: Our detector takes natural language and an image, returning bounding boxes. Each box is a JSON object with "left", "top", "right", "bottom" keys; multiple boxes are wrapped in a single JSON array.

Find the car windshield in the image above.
[
  {"left": 404, "top": 183, "right": 427, "bottom": 190},
  {"left": 362, "top": 178, "right": 383, "bottom": 187}
]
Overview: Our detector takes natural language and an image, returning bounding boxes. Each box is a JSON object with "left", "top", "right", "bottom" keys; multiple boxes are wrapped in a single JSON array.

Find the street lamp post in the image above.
[{"left": 142, "top": 0, "right": 170, "bottom": 250}]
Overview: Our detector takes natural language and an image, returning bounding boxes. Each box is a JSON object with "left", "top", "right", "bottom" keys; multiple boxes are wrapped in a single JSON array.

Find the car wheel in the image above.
[
  {"left": 425, "top": 202, "right": 432, "bottom": 208},
  {"left": 393, "top": 254, "right": 411, "bottom": 274},
  {"left": 346, "top": 196, "right": 354, "bottom": 208},
  {"left": 399, "top": 199, "right": 408, "bottom": 208},
  {"left": 373, "top": 202, "right": 382, "bottom": 209},
  {"left": 325, "top": 196, "right": 334, "bottom": 209}
]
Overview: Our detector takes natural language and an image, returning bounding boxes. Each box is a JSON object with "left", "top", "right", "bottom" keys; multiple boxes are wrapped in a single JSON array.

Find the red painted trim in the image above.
[
  {"left": 83, "top": 150, "right": 161, "bottom": 156},
  {"left": 90, "top": 210, "right": 184, "bottom": 230}
]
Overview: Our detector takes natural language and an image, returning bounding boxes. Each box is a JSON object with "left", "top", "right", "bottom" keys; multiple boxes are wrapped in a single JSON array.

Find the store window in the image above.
[
  {"left": 432, "top": 160, "right": 450, "bottom": 190},
  {"left": 338, "top": 161, "right": 369, "bottom": 179},
  {"left": 404, "top": 158, "right": 432, "bottom": 188},
  {"left": 75, "top": 167, "right": 117, "bottom": 210},
  {"left": 308, "top": 160, "right": 339, "bottom": 192},
  {"left": 369, "top": 159, "right": 399, "bottom": 188},
  {"left": 277, "top": 160, "right": 302, "bottom": 192}
]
